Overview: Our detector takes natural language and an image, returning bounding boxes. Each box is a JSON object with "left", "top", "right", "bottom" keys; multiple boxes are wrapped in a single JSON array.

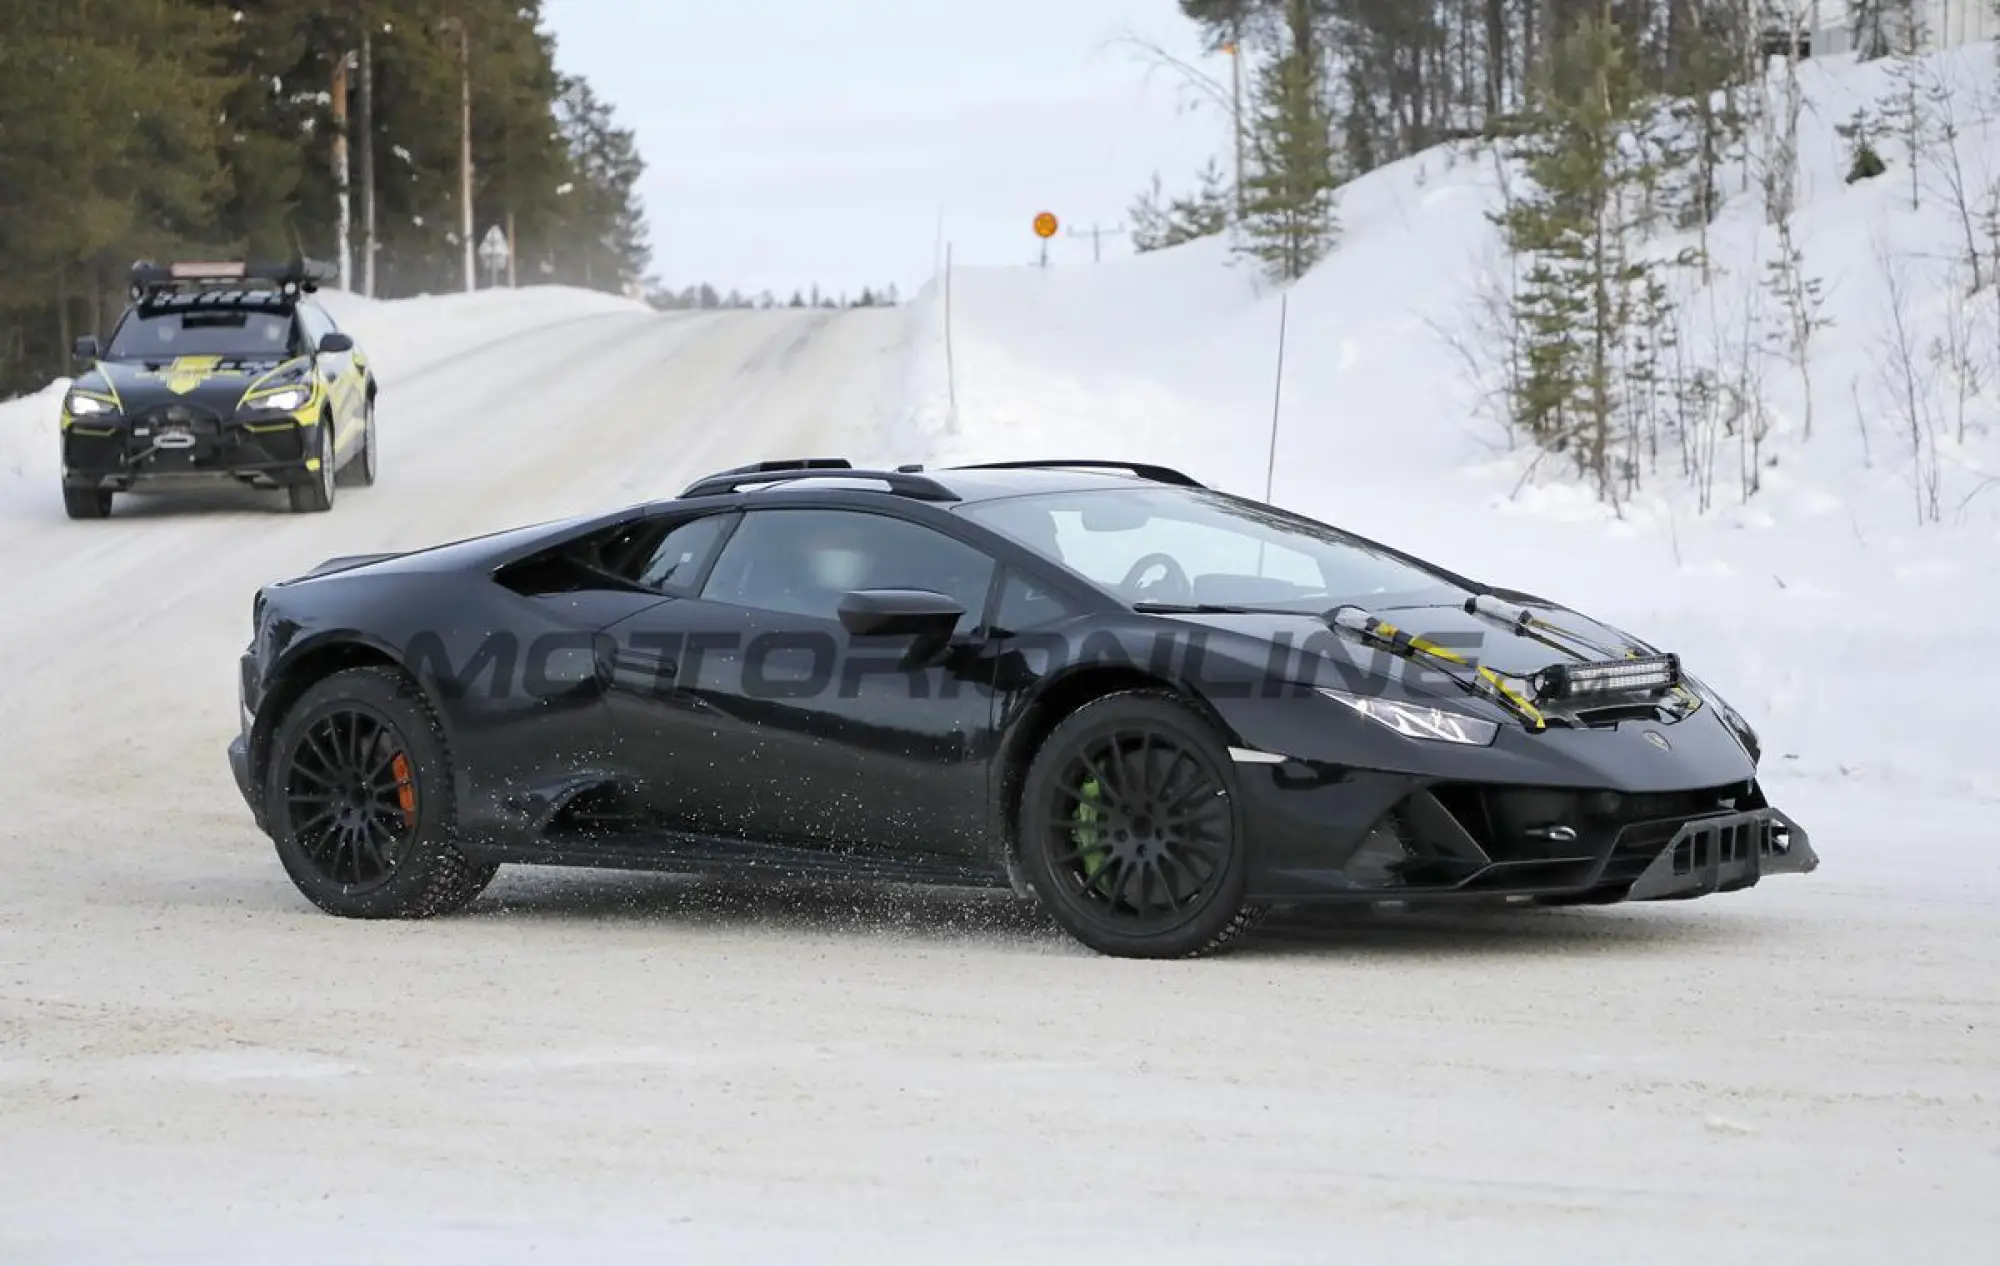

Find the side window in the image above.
[
  {"left": 992, "top": 568, "right": 1075, "bottom": 634},
  {"left": 635, "top": 514, "right": 732, "bottom": 594},
  {"left": 582, "top": 512, "right": 734, "bottom": 594},
  {"left": 699, "top": 509, "right": 996, "bottom": 632}
]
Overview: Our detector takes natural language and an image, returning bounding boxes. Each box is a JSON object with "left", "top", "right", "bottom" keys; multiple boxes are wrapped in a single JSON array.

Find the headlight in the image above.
[
  {"left": 1687, "top": 674, "right": 1760, "bottom": 759},
  {"left": 1317, "top": 688, "right": 1500, "bottom": 746},
  {"left": 247, "top": 386, "right": 309, "bottom": 412},
  {"left": 65, "top": 391, "right": 114, "bottom": 417}
]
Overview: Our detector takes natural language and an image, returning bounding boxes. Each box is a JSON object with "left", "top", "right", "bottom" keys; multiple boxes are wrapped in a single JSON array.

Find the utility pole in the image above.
[
  {"left": 360, "top": 25, "right": 376, "bottom": 297},
  {"left": 454, "top": 11, "right": 475, "bottom": 292},
  {"left": 1066, "top": 222, "right": 1126, "bottom": 263},
  {"left": 1227, "top": 33, "right": 1245, "bottom": 216},
  {"left": 331, "top": 48, "right": 351, "bottom": 287}
]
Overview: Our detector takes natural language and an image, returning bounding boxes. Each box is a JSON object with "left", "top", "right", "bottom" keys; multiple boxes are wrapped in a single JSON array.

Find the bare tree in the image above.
[
  {"left": 1918, "top": 57, "right": 1989, "bottom": 292},
  {"left": 1875, "top": 236, "right": 1943, "bottom": 523},
  {"left": 1931, "top": 260, "right": 1981, "bottom": 446}
]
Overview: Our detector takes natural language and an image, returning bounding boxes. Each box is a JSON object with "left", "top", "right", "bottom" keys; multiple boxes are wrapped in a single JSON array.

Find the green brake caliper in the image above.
[{"left": 1073, "top": 775, "right": 1114, "bottom": 895}]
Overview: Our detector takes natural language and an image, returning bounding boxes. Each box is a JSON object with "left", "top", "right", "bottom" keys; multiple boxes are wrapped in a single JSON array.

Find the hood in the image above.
[
  {"left": 1143, "top": 599, "right": 1658, "bottom": 699},
  {"left": 77, "top": 354, "right": 310, "bottom": 415}
]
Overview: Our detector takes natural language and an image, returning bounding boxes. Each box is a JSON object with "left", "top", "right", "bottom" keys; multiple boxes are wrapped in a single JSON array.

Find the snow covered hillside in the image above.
[{"left": 890, "top": 41, "right": 2000, "bottom": 807}]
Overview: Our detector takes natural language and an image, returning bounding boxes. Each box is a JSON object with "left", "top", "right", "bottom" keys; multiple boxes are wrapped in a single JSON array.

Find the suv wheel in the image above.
[
  {"left": 288, "top": 424, "right": 336, "bottom": 512},
  {"left": 63, "top": 487, "right": 112, "bottom": 519}
]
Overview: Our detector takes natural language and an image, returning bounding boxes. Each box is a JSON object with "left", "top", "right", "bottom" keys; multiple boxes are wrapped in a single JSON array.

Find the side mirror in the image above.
[
  {"left": 317, "top": 332, "right": 354, "bottom": 354},
  {"left": 839, "top": 589, "right": 969, "bottom": 670},
  {"left": 72, "top": 336, "right": 99, "bottom": 362},
  {"left": 837, "top": 588, "right": 966, "bottom": 638}
]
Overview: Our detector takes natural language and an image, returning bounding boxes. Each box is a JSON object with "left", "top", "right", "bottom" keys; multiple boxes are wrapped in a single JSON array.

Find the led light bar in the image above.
[
  {"left": 1536, "top": 653, "right": 1681, "bottom": 699},
  {"left": 170, "top": 261, "right": 248, "bottom": 279}
]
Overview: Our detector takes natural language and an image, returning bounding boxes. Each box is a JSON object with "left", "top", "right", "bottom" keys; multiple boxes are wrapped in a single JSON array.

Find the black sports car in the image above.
[
  {"left": 226, "top": 458, "right": 1817, "bottom": 957},
  {"left": 60, "top": 259, "right": 377, "bottom": 519}
]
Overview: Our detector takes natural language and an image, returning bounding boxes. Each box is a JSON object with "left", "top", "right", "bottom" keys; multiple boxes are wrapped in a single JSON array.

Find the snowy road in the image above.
[{"left": 0, "top": 296, "right": 1995, "bottom": 1263}]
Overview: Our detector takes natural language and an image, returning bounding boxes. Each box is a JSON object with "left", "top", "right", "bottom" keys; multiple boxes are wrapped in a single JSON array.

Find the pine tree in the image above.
[
  {"left": 0, "top": 0, "right": 234, "bottom": 389},
  {"left": 1876, "top": 6, "right": 1931, "bottom": 212},
  {"left": 0, "top": 0, "right": 653, "bottom": 393},
  {"left": 1131, "top": 158, "right": 1235, "bottom": 252},
  {"left": 1236, "top": 8, "right": 1340, "bottom": 282},
  {"left": 1129, "top": 173, "right": 1177, "bottom": 252},
  {"left": 1493, "top": 6, "right": 1656, "bottom": 502}
]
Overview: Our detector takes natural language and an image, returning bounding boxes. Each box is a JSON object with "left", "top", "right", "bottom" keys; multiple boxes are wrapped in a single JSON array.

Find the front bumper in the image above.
[
  {"left": 64, "top": 411, "right": 318, "bottom": 489},
  {"left": 1621, "top": 808, "right": 1818, "bottom": 900},
  {"left": 228, "top": 735, "right": 256, "bottom": 812},
  {"left": 1237, "top": 759, "right": 1817, "bottom": 903},
  {"left": 229, "top": 652, "right": 264, "bottom": 828}
]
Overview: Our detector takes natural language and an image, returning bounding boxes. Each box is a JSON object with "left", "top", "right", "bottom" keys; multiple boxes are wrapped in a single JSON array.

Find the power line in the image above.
[{"left": 1066, "top": 222, "right": 1126, "bottom": 263}]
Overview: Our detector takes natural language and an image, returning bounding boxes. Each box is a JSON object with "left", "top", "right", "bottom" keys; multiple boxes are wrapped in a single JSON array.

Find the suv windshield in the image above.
[
  {"left": 958, "top": 486, "right": 1469, "bottom": 610},
  {"left": 105, "top": 308, "right": 298, "bottom": 360}
]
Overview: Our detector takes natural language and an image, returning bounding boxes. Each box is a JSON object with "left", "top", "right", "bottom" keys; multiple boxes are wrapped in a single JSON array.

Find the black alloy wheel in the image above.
[
  {"left": 1020, "top": 690, "right": 1266, "bottom": 958},
  {"left": 264, "top": 667, "right": 497, "bottom": 918},
  {"left": 282, "top": 706, "right": 419, "bottom": 891}
]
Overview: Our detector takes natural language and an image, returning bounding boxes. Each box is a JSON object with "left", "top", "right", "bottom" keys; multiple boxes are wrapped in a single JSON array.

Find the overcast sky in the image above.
[{"left": 539, "top": 0, "right": 1230, "bottom": 300}]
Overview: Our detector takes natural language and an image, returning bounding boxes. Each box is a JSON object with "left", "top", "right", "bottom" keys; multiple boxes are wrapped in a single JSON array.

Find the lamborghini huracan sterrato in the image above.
[
  {"left": 59, "top": 258, "right": 377, "bottom": 519},
  {"left": 226, "top": 458, "right": 1817, "bottom": 958}
]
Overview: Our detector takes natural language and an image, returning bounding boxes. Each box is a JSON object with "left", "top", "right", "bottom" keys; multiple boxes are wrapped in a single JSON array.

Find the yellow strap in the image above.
[
  {"left": 1479, "top": 667, "right": 1546, "bottom": 730},
  {"left": 1357, "top": 614, "right": 1538, "bottom": 729}
]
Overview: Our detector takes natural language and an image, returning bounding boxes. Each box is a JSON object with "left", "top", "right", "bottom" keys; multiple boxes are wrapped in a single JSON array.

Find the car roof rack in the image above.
[
  {"left": 677, "top": 461, "right": 960, "bottom": 501},
  {"left": 947, "top": 459, "right": 1206, "bottom": 488},
  {"left": 703, "top": 457, "right": 855, "bottom": 477},
  {"left": 129, "top": 257, "right": 337, "bottom": 301}
]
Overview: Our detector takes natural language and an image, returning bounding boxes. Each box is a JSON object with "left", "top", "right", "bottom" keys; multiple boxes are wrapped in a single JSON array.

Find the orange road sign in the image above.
[{"left": 1033, "top": 211, "right": 1059, "bottom": 239}]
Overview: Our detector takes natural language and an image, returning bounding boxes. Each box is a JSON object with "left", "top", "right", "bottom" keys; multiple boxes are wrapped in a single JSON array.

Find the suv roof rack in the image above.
[
  {"left": 129, "top": 257, "right": 337, "bottom": 301},
  {"left": 678, "top": 462, "right": 959, "bottom": 501},
  {"left": 948, "top": 459, "right": 1206, "bottom": 488}
]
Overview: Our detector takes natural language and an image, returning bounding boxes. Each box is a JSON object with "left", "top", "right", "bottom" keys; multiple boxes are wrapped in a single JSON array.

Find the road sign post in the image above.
[
  {"left": 1033, "top": 211, "right": 1058, "bottom": 268},
  {"left": 478, "top": 224, "right": 511, "bottom": 289}
]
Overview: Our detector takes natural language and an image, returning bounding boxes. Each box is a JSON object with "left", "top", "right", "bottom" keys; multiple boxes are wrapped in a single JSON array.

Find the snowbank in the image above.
[
  {"left": 897, "top": 43, "right": 2000, "bottom": 802},
  {"left": 314, "top": 283, "right": 654, "bottom": 385}
]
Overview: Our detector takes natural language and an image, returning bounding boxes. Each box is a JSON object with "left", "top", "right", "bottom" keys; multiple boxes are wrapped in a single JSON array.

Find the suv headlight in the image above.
[
  {"left": 65, "top": 390, "right": 115, "bottom": 417},
  {"left": 247, "top": 386, "right": 310, "bottom": 412},
  {"left": 1317, "top": 687, "right": 1500, "bottom": 746}
]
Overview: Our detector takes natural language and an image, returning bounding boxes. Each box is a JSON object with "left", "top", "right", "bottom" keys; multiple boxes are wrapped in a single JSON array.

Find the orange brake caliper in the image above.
[{"left": 390, "top": 753, "right": 416, "bottom": 825}]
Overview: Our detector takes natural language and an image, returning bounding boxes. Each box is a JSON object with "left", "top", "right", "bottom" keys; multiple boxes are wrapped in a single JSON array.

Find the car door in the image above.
[
  {"left": 601, "top": 504, "right": 1006, "bottom": 859},
  {"left": 297, "top": 302, "right": 360, "bottom": 445}
]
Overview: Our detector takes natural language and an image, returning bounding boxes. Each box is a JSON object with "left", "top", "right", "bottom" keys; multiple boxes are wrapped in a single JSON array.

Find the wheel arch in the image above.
[
  {"left": 249, "top": 635, "right": 434, "bottom": 792},
  {"left": 991, "top": 664, "right": 1237, "bottom": 885}
]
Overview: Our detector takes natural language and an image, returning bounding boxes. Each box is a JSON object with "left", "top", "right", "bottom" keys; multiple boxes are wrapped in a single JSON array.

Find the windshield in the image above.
[
  {"left": 105, "top": 309, "right": 298, "bottom": 360},
  {"left": 958, "top": 486, "right": 1469, "bottom": 610}
]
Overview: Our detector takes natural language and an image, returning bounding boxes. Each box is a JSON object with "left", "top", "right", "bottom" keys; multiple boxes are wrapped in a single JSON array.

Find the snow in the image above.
[
  {"left": 891, "top": 43, "right": 2000, "bottom": 808},
  {"left": 3, "top": 45, "right": 1999, "bottom": 1266}
]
